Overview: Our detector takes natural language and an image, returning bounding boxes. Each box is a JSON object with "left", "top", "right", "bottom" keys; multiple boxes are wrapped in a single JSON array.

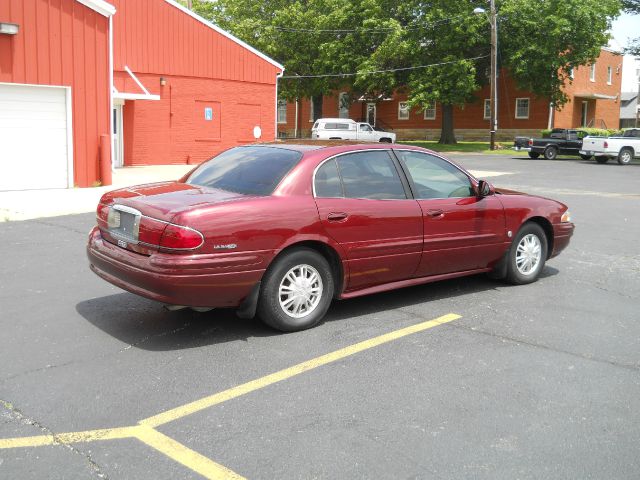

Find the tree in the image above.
[
  {"left": 499, "top": 0, "right": 621, "bottom": 110},
  {"left": 621, "top": 0, "right": 640, "bottom": 55},
  {"left": 192, "top": 0, "right": 399, "bottom": 120}
]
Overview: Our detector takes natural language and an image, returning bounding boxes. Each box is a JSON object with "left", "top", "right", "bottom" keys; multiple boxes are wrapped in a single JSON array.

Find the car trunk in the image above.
[{"left": 98, "top": 182, "right": 251, "bottom": 254}]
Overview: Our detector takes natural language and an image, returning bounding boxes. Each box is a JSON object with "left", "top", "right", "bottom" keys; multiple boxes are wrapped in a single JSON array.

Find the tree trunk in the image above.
[
  {"left": 439, "top": 103, "right": 457, "bottom": 144},
  {"left": 312, "top": 94, "right": 323, "bottom": 121}
]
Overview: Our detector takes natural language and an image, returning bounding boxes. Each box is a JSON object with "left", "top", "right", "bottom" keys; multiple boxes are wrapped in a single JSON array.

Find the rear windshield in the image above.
[{"left": 185, "top": 146, "right": 302, "bottom": 195}]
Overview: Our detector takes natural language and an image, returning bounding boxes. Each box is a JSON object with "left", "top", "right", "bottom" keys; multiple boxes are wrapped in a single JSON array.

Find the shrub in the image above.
[{"left": 540, "top": 128, "right": 621, "bottom": 138}]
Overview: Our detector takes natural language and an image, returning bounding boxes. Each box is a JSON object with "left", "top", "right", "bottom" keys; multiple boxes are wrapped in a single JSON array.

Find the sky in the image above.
[{"left": 610, "top": 12, "right": 639, "bottom": 50}]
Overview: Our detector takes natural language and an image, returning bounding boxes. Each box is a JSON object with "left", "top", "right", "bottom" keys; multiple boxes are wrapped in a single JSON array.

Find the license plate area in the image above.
[{"left": 109, "top": 205, "right": 141, "bottom": 243}]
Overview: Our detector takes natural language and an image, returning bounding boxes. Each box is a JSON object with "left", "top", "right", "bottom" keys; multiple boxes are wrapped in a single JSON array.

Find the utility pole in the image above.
[{"left": 489, "top": 0, "right": 498, "bottom": 150}]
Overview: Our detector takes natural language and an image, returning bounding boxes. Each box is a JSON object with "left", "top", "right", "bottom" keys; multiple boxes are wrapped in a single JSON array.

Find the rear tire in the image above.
[
  {"left": 257, "top": 248, "right": 334, "bottom": 332},
  {"left": 618, "top": 147, "right": 633, "bottom": 165},
  {"left": 595, "top": 156, "right": 609, "bottom": 164},
  {"left": 579, "top": 154, "right": 593, "bottom": 160},
  {"left": 528, "top": 152, "right": 540, "bottom": 159},
  {"left": 505, "top": 223, "right": 548, "bottom": 285},
  {"left": 543, "top": 146, "right": 558, "bottom": 160}
]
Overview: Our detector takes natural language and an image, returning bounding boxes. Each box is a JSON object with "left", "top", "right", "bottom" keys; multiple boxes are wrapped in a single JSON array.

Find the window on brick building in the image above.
[
  {"left": 607, "top": 66, "right": 612, "bottom": 85},
  {"left": 423, "top": 103, "right": 436, "bottom": 120},
  {"left": 398, "top": 102, "right": 410, "bottom": 120},
  {"left": 483, "top": 99, "right": 491, "bottom": 119},
  {"left": 590, "top": 63, "right": 596, "bottom": 82},
  {"left": 515, "top": 98, "right": 530, "bottom": 119},
  {"left": 277, "top": 100, "right": 287, "bottom": 124}
]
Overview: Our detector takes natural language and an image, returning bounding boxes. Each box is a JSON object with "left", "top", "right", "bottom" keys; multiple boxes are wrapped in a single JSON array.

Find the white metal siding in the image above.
[{"left": 0, "top": 84, "right": 71, "bottom": 190}]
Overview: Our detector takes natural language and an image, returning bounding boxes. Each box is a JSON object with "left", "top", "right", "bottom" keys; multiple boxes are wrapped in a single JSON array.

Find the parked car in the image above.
[
  {"left": 513, "top": 128, "right": 591, "bottom": 160},
  {"left": 87, "top": 143, "right": 574, "bottom": 332},
  {"left": 580, "top": 128, "right": 640, "bottom": 165},
  {"left": 311, "top": 118, "right": 396, "bottom": 143}
]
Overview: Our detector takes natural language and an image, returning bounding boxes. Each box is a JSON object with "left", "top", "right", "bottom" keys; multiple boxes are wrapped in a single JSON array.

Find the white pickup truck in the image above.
[
  {"left": 311, "top": 118, "right": 396, "bottom": 143},
  {"left": 580, "top": 128, "right": 640, "bottom": 165}
]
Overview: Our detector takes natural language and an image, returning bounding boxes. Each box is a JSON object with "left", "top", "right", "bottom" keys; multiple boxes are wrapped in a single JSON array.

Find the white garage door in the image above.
[{"left": 0, "top": 84, "right": 71, "bottom": 191}]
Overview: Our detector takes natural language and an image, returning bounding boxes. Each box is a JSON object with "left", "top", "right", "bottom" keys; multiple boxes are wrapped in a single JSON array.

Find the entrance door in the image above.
[
  {"left": 112, "top": 104, "right": 124, "bottom": 167},
  {"left": 366, "top": 103, "right": 376, "bottom": 126},
  {"left": 580, "top": 101, "right": 588, "bottom": 127}
]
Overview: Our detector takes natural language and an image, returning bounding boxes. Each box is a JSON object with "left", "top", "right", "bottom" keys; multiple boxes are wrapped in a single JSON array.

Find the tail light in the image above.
[
  {"left": 528, "top": 139, "right": 533, "bottom": 146},
  {"left": 604, "top": 141, "right": 608, "bottom": 148},
  {"left": 97, "top": 203, "right": 109, "bottom": 227},
  {"left": 97, "top": 204, "right": 203, "bottom": 252},
  {"left": 159, "top": 224, "right": 204, "bottom": 250}
]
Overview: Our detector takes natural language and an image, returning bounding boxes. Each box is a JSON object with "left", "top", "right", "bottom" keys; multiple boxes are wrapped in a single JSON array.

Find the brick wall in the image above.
[{"left": 116, "top": 72, "right": 276, "bottom": 165}]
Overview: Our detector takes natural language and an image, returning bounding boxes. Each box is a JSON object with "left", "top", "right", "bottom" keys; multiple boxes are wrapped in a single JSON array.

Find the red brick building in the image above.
[
  {"left": 0, "top": 0, "right": 282, "bottom": 190},
  {"left": 277, "top": 48, "right": 622, "bottom": 141}
]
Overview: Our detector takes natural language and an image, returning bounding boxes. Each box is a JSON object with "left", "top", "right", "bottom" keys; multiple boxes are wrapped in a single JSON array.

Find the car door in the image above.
[
  {"left": 357, "top": 123, "right": 377, "bottom": 142},
  {"left": 313, "top": 150, "right": 423, "bottom": 290},
  {"left": 394, "top": 150, "right": 506, "bottom": 277},
  {"left": 563, "top": 130, "right": 581, "bottom": 154}
]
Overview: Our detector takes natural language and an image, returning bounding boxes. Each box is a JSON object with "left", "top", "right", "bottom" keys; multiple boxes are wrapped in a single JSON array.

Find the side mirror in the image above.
[{"left": 477, "top": 180, "right": 493, "bottom": 198}]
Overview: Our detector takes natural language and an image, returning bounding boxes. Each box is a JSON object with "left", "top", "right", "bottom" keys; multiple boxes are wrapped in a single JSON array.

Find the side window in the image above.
[
  {"left": 315, "top": 159, "right": 343, "bottom": 198},
  {"left": 336, "top": 151, "right": 407, "bottom": 200},
  {"left": 359, "top": 124, "right": 372, "bottom": 132},
  {"left": 397, "top": 151, "right": 474, "bottom": 199}
]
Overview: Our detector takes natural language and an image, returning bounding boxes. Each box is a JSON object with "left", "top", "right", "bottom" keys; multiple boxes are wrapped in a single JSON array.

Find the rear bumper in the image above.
[
  {"left": 513, "top": 146, "right": 531, "bottom": 152},
  {"left": 550, "top": 222, "right": 574, "bottom": 258},
  {"left": 87, "top": 227, "right": 267, "bottom": 307},
  {"left": 579, "top": 150, "right": 613, "bottom": 157}
]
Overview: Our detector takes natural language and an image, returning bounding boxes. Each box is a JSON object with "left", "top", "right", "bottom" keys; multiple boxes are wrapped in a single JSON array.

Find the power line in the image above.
[
  {"left": 281, "top": 54, "right": 489, "bottom": 79},
  {"left": 271, "top": 14, "right": 468, "bottom": 34}
]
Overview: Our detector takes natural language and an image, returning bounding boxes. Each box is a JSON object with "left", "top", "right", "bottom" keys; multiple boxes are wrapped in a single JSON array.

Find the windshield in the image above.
[{"left": 185, "top": 146, "right": 302, "bottom": 195}]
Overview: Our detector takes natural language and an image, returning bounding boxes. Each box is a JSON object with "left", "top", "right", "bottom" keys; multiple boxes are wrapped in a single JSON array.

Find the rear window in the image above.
[{"left": 185, "top": 146, "right": 302, "bottom": 195}]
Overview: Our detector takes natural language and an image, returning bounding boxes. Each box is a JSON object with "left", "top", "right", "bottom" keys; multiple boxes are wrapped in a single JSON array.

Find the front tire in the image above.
[
  {"left": 618, "top": 147, "right": 633, "bottom": 165},
  {"left": 505, "top": 223, "right": 548, "bottom": 285},
  {"left": 543, "top": 146, "right": 558, "bottom": 160},
  {"left": 257, "top": 248, "right": 334, "bottom": 332},
  {"left": 528, "top": 152, "right": 540, "bottom": 159}
]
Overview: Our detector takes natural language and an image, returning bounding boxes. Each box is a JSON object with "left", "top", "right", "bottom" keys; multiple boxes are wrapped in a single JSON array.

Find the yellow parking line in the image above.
[
  {"left": 0, "top": 313, "right": 461, "bottom": 479},
  {"left": 141, "top": 313, "right": 461, "bottom": 428},
  {"left": 0, "top": 426, "right": 138, "bottom": 449},
  {"left": 134, "top": 425, "right": 245, "bottom": 480}
]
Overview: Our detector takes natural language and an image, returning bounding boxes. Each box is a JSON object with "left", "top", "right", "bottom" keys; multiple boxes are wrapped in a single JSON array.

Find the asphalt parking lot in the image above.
[{"left": 1, "top": 153, "right": 639, "bottom": 479}]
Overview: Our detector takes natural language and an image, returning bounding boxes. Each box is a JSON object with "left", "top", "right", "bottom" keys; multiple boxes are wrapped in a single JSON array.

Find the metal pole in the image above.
[{"left": 489, "top": 0, "right": 497, "bottom": 150}]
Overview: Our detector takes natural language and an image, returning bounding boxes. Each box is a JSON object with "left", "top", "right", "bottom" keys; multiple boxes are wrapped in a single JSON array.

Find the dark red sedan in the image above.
[{"left": 87, "top": 143, "right": 574, "bottom": 331}]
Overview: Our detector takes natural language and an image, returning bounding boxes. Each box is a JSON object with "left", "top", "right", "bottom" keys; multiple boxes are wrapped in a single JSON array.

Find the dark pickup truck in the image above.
[{"left": 513, "top": 128, "right": 592, "bottom": 160}]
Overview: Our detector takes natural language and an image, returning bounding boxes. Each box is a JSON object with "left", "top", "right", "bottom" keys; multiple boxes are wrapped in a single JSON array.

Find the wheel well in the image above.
[
  {"left": 274, "top": 241, "right": 344, "bottom": 297},
  {"left": 379, "top": 137, "right": 392, "bottom": 143},
  {"left": 525, "top": 217, "right": 554, "bottom": 259}
]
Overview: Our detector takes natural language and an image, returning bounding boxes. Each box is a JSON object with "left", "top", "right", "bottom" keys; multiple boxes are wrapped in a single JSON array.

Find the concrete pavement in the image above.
[{"left": 0, "top": 165, "right": 194, "bottom": 222}]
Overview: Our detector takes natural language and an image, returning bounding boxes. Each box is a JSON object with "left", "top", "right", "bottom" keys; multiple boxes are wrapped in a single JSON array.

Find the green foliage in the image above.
[
  {"left": 499, "top": 0, "right": 621, "bottom": 108},
  {"left": 540, "top": 128, "right": 621, "bottom": 137},
  {"left": 192, "top": 0, "right": 622, "bottom": 142}
]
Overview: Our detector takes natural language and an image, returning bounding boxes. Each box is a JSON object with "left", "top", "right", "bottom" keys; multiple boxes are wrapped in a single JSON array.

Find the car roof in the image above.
[{"left": 314, "top": 118, "right": 356, "bottom": 123}]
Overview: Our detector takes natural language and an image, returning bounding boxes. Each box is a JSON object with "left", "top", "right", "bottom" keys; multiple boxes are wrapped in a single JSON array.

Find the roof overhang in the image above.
[
  {"left": 76, "top": 0, "right": 116, "bottom": 17},
  {"left": 112, "top": 66, "right": 160, "bottom": 101},
  {"left": 575, "top": 93, "right": 618, "bottom": 100}
]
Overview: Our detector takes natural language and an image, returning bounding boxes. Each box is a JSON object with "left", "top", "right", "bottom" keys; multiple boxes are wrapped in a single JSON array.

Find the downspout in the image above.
[
  {"left": 294, "top": 97, "right": 299, "bottom": 138},
  {"left": 275, "top": 70, "right": 284, "bottom": 140},
  {"left": 547, "top": 102, "right": 554, "bottom": 129},
  {"left": 109, "top": 14, "right": 114, "bottom": 170}
]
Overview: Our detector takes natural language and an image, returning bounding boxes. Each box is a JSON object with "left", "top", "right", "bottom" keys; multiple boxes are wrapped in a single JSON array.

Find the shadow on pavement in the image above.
[{"left": 76, "top": 267, "right": 559, "bottom": 352}]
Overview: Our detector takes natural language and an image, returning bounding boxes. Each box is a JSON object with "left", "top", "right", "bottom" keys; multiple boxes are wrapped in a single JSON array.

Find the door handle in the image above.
[
  {"left": 426, "top": 209, "right": 444, "bottom": 218},
  {"left": 327, "top": 212, "right": 348, "bottom": 222}
]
